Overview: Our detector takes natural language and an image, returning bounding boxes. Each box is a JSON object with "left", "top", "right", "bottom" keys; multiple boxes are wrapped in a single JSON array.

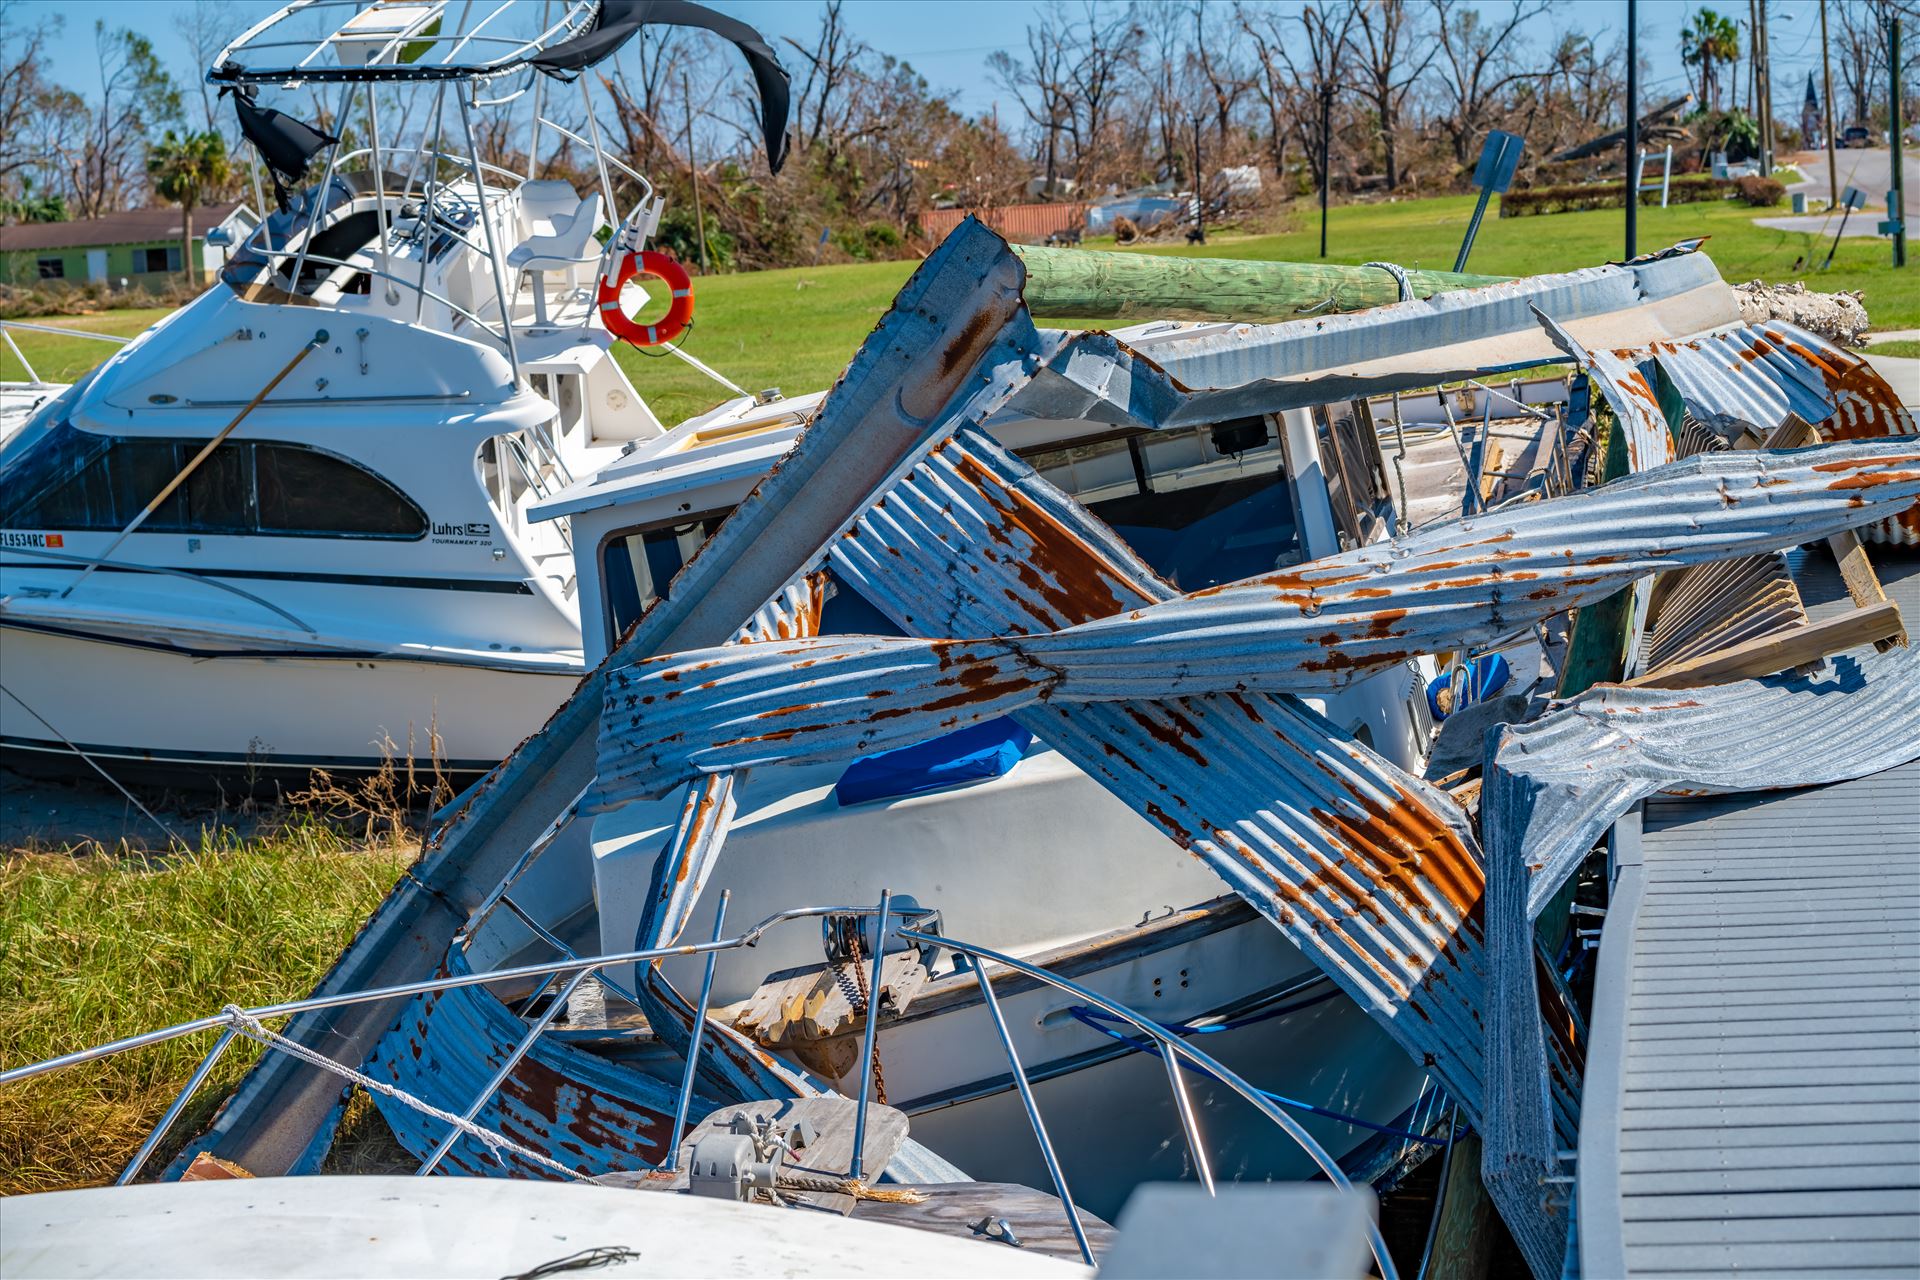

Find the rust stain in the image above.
[{"left": 951, "top": 446, "right": 1137, "bottom": 625}]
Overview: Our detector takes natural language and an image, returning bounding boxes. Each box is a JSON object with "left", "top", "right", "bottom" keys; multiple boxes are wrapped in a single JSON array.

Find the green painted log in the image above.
[{"left": 1011, "top": 244, "right": 1509, "bottom": 323}]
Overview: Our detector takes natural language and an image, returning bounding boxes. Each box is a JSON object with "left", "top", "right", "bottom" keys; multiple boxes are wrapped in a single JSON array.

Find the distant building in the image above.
[
  {"left": 0, "top": 202, "right": 258, "bottom": 289},
  {"left": 1802, "top": 74, "right": 1823, "bottom": 150}
]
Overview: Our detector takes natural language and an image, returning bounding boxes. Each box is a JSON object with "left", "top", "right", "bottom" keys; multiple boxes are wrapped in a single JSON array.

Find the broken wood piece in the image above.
[
  {"left": 731, "top": 951, "right": 929, "bottom": 1057},
  {"left": 1622, "top": 600, "right": 1905, "bottom": 689},
  {"left": 1826, "top": 530, "right": 1903, "bottom": 651},
  {"left": 179, "top": 1152, "right": 253, "bottom": 1181}
]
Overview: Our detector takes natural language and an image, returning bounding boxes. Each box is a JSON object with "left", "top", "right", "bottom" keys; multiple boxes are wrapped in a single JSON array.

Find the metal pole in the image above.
[
  {"left": 1319, "top": 83, "right": 1332, "bottom": 260},
  {"left": 579, "top": 75, "right": 620, "bottom": 231},
  {"left": 289, "top": 82, "right": 354, "bottom": 293},
  {"left": 1161, "top": 1049, "right": 1216, "bottom": 1195},
  {"left": 117, "top": 1027, "right": 239, "bottom": 1185},
  {"left": 663, "top": 890, "right": 729, "bottom": 1174},
  {"left": 1821, "top": 0, "right": 1840, "bottom": 203},
  {"left": 1891, "top": 15, "right": 1907, "bottom": 268},
  {"left": 1454, "top": 186, "right": 1493, "bottom": 273},
  {"left": 418, "top": 965, "right": 592, "bottom": 1175},
  {"left": 970, "top": 960, "right": 1094, "bottom": 1266},
  {"left": 526, "top": 0, "right": 549, "bottom": 181},
  {"left": 416, "top": 86, "right": 448, "bottom": 324},
  {"left": 367, "top": 84, "right": 392, "bottom": 262},
  {"left": 2, "top": 326, "right": 38, "bottom": 384},
  {"left": 456, "top": 88, "right": 522, "bottom": 381},
  {"left": 1626, "top": 0, "right": 1639, "bottom": 259},
  {"left": 62, "top": 330, "right": 328, "bottom": 599},
  {"left": 1191, "top": 114, "right": 1206, "bottom": 245},
  {"left": 848, "top": 890, "right": 891, "bottom": 1180},
  {"left": 683, "top": 71, "right": 710, "bottom": 273}
]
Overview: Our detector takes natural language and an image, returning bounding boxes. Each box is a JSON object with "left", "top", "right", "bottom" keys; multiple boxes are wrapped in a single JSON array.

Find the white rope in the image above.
[{"left": 218, "top": 1005, "right": 589, "bottom": 1183}]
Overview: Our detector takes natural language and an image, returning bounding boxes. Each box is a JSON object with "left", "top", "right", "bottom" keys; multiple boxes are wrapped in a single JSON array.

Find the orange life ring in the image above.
[{"left": 596, "top": 249, "right": 694, "bottom": 347}]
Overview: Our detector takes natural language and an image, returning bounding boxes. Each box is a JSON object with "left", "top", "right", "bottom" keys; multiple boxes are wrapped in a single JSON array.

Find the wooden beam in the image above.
[
  {"left": 1010, "top": 244, "right": 1508, "bottom": 323},
  {"left": 1827, "top": 530, "right": 1904, "bottom": 651},
  {"left": 1622, "top": 600, "right": 1906, "bottom": 689}
]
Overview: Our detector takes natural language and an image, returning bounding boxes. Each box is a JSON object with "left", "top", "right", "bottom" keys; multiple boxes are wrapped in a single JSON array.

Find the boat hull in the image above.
[{"left": 0, "top": 624, "right": 580, "bottom": 780}]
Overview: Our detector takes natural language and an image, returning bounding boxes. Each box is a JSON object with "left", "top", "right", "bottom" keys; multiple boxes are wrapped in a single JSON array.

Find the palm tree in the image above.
[
  {"left": 1681, "top": 9, "right": 1741, "bottom": 115},
  {"left": 146, "top": 130, "right": 231, "bottom": 285}
]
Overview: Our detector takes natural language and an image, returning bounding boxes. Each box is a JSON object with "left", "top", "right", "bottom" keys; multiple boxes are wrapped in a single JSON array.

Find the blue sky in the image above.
[{"left": 10, "top": 0, "right": 1836, "bottom": 130}]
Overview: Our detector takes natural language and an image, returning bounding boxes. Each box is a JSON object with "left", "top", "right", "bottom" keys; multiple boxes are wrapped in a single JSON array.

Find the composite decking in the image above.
[{"left": 1579, "top": 548, "right": 1920, "bottom": 1278}]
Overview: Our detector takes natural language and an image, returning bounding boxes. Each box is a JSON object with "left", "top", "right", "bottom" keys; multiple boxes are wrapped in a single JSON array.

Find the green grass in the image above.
[
  {"left": 0, "top": 827, "right": 411, "bottom": 1193},
  {"left": 4, "top": 194, "right": 1914, "bottom": 425},
  {"left": 1867, "top": 338, "right": 1920, "bottom": 358}
]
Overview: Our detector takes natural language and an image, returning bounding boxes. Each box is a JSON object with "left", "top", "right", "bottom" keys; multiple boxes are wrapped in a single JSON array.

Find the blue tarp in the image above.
[{"left": 834, "top": 717, "right": 1034, "bottom": 806}]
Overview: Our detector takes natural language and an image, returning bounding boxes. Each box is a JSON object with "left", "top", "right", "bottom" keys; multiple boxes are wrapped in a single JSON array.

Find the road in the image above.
[{"left": 1753, "top": 147, "right": 1917, "bottom": 236}]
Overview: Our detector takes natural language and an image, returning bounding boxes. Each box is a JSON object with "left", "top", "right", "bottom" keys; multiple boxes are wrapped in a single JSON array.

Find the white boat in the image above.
[{"left": 0, "top": 0, "right": 791, "bottom": 780}]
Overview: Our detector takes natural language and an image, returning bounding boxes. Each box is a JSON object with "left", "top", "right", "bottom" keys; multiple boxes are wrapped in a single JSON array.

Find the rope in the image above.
[
  {"left": 218, "top": 1005, "right": 590, "bottom": 1183},
  {"left": 1062, "top": 1005, "right": 1466, "bottom": 1147},
  {"left": 1362, "top": 260, "right": 1416, "bottom": 303},
  {"left": 500, "top": 1246, "right": 640, "bottom": 1279},
  {"left": 774, "top": 1170, "right": 928, "bottom": 1204}
]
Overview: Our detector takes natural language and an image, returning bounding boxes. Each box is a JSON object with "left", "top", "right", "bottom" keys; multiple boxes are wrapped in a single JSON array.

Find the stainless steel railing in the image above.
[{"left": 1, "top": 892, "right": 1404, "bottom": 1278}]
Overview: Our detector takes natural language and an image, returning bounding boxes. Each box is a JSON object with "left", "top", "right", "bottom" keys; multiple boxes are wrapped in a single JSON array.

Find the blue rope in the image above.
[{"left": 1064, "top": 1004, "right": 1467, "bottom": 1147}]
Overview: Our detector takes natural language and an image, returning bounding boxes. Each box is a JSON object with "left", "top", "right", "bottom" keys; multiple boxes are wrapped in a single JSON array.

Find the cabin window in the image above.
[
  {"left": 1021, "top": 422, "right": 1303, "bottom": 591},
  {"left": 36, "top": 257, "right": 64, "bottom": 279},
  {"left": 600, "top": 513, "right": 728, "bottom": 638},
  {"left": 600, "top": 513, "right": 905, "bottom": 645},
  {"left": 0, "top": 421, "right": 425, "bottom": 540},
  {"left": 1315, "top": 400, "right": 1392, "bottom": 549}
]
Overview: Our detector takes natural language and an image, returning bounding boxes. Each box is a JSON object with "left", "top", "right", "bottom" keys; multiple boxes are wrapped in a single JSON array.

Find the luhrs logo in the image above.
[{"left": 430, "top": 520, "right": 493, "bottom": 545}]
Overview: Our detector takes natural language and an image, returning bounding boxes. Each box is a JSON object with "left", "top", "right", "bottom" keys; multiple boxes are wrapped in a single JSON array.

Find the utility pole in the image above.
[
  {"left": 682, "top": 71, "right": 710, "bottom": 274},
  {"left": 1892, "top": 15, "right": 1907, "bottom": 267},
  {"left": 1626, "top": 0, "right": 1639, "bottom": 259},
  {"left": 1319, "top": 81, "right": 1333, "bottom": 259},
  {"left": 1757, "top": 0, "right": 1775, "bottom": 174},
  {"left": 1821, "top": 0, "right": 1839, "bottom": 202}
]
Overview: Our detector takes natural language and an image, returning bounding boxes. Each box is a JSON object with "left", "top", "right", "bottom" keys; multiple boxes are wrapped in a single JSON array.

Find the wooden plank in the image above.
[
  {"left": 1008, "top": 244, "right": 1506, "bottom": 323},
  {"left": 1621, "top": 600, "right": 1905, "bottom": 688},
  {"left": 1424, "top": 1132, "right": 1497, "bottom": 1280},
  {"left": 1828, "top": 529, "right": 1905, "bottom": 651}
]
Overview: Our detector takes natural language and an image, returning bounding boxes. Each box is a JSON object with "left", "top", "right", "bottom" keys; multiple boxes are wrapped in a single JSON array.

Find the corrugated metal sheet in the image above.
[
  {"left": 365, "top": 948, "right": 695, "bottom": 1178},
  {"left": 606, "top": 418, "right": 1502, "bottom": 1141},
  {"left": 920, "top": 202, "right": 1088, "bottom": 245},
  {"left": 1624, "top": 321, "right": 1920, "bottom": 545},
  {"left": 1479, "top": 641, "right": 1920, "bottom": 1277},
  {"left": 1641, "top": 552, "right": 1806, "bottom": 673},
  {"left": 1580, "top": 759, "right": 1920, "bottom": 1278},
  {"left": 597, "top": 440, "right": 1920, "bottom": 795}
]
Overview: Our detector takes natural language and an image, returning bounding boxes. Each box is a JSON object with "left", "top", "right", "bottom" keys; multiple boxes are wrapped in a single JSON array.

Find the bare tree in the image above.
[
  {"left": 784, "top": 0, "right": 869, "bottom": 163},
  {"left": 173, "top": 1, "right": 230, "bottom": 133},
  {"left": 988, "top": 7, "right": 1075, "bottom": 193},
  {"left": 1186, "top": 1, "right": 1247, "bottom": 146},
  {"left": 1345, "top": 0, "right": 1436, "bottom": 189},
  {"left": 1249, "top": 1, "right": 1354, "bottom": 193},
  {"left": 1428, "top": 0, "right": 1552, "bottom": 168}
]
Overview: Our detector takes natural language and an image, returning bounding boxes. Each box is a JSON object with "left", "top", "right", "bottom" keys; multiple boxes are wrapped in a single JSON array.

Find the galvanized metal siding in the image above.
[{"left": 1582, "top": 760, "right": 1920, "bottom": 1277}]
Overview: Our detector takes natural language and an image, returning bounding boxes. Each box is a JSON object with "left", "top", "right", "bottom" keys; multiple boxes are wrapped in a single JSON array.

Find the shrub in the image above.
[
  {"left": 1734, "top": 175, "right": 1785, "bottom": 208},
  {"left": 1500, "top": 173, "right": 1747, "bottom": 217}
]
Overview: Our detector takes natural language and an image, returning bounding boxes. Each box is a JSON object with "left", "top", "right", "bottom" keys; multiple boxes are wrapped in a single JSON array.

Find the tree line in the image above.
[{"left": 2, "top": 0, "right": 1915, "bottom": 275}]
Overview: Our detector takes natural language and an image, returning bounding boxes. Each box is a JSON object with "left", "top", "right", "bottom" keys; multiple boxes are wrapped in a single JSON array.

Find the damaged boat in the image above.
[
  {"left": 4, "top": 212, "right": 1915, "bottom": 1278},
  {"left": 0, "top": 0, "right": 797, "bottom": 778}
]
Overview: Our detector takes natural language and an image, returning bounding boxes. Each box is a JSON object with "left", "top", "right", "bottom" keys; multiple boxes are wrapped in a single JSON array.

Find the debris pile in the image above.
[{"left": 1733, "top": 279, "right": 1871, "bottom": 346}]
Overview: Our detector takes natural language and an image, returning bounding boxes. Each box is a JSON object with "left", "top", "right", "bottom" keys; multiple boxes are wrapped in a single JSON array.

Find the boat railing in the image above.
[{"left": 0, "top": 891, "right": 1399, "bottom": 1278}]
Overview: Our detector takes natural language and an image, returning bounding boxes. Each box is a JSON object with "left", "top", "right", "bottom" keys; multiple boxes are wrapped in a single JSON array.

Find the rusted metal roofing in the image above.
[
  {"left": 598, "top": 440, "right": 1920, "bottom": 794},
  {"left": 1618, "top": 321, "right": 1917, "bottom": 544},
  {"left": 366, "top": 949, "right": 692, "bottom": 1178},
  {"left": 1479, "top": 641, "right": 1920, "bottom": 1277}
]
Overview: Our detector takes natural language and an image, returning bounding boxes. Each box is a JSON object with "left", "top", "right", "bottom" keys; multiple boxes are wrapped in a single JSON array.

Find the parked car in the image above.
[{"left": 1841, "top": 125, "right": 1874, "bottom": 149}]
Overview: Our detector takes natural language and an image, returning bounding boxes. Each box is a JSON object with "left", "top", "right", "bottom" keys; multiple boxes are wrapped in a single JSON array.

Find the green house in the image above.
[{"left": 0, "top": 202, "right": 259, "bottom": 291}]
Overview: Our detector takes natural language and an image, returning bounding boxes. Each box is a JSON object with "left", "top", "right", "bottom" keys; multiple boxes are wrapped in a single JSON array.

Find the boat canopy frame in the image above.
[{"left": 210, "top": 0, "right": 602, "bottom": 86}]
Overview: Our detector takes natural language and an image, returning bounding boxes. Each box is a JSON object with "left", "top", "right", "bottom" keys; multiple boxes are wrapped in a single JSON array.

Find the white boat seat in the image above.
[
  {"left": 517, "top": 180, "right": 586, "bottom": 237},
  {"left": 507, "top": 192, "right": 605, "bottom": 325}
]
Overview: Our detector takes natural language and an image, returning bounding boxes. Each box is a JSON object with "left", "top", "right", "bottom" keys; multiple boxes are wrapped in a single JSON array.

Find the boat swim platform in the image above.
[{"left": 1578, "top": 547, "right": 1920, "bottom": 1277}]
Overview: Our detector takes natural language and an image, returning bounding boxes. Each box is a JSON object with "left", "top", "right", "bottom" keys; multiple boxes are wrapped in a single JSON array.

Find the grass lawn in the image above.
[
  {"left": 1867, "top": 338, "right": 1920, "bottom": 358},
  {"left": 0, "top": 828, "right": 411, "bottom": 1193},
  {"left": 4, "top": 194, "right": 1913, "bottom": 425}
]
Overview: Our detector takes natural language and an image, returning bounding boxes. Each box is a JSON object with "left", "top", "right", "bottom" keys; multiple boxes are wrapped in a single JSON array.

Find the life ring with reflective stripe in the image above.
[{"left": 596, "top": 249, "right": 694, "bottom": 347}]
